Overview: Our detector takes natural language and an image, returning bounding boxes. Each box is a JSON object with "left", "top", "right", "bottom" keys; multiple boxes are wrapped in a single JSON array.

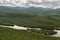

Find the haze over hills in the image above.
[{"left": 0, "top": 0, "right": 60, "bottom": 9}]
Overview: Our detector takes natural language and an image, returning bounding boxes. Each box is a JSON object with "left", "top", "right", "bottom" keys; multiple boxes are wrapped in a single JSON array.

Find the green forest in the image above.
[
  {"left": 0, "top": 10, "right": 60, "bottom": 28},
  {"left": 0, "top": 27, "right": 60, "bottom": 40},
  {"left": 0, "top": 9, "right": 60, "bottom": 40}
]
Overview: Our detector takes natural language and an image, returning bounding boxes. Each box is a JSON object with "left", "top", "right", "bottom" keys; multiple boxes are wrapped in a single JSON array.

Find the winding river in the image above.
[
  {"left": 0, "top": 25, "right": 60, "bottom": 37},
  {"left": 51, "top": 30, "right": 60, "bottom": 37}
]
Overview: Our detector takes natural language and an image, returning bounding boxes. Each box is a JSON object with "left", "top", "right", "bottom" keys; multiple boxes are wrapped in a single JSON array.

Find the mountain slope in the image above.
[{"left": 0, "top": 9, "right": 60, "bottom": 28}]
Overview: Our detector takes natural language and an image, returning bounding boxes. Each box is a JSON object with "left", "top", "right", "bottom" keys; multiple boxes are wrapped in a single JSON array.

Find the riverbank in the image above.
[{"left": 0, "top": 25, "right": 60, "bottom": 37}]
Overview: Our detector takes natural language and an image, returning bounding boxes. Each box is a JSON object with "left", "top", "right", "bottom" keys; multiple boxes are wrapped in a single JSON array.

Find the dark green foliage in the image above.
[
  {"left": 0, "top": 8, "right": 60, "bottom": 40},
  {"left": 28, "top": 29, "right": 57, "bottom": 35},
  {"left": 0, "top": 10, "right": 60, "bottom": 28},
  {"left": 44, "top": 30, "right": 57, "bottom": 35},
  {"left": 0, "top": 27, "right": 60, "bottom": 40}
]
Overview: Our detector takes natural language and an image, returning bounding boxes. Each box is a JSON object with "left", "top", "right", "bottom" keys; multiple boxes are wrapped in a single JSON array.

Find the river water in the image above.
[
  {"left": 0, "top": 25, "right": 60, "bottom": 37},
  {"left": 51, "top": 30, "right": 60, "bottom": 37}
]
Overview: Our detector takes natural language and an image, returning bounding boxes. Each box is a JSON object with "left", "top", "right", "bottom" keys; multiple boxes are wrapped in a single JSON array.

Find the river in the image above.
[{"left": 0, "top": 25, "right": 60, "bottom": 37}]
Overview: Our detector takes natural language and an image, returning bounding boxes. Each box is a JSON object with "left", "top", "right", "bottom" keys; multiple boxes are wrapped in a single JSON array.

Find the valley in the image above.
[
  {"left": 0, "top": 9, "right": 60, "bottom": 40},
  {"left": 0, "top": 25, "right": 60, "bottom": 40},
  {"left": 0, "top": 0, "right": 60, "bottom": 40}
]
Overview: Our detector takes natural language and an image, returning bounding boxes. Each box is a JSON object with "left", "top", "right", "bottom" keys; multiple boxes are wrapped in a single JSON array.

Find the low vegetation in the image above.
[
  {"left": 28, "top": 29, "right": 57, "bottom": 35},
  {"left": 0, "top": 27, "right": 60, "bottom": 40},
  {"left": 0, "top": 9, "right": 60, "bottom": 40},
  {"left": 0, "top": 10, "right": 60, "bottom": 28}
]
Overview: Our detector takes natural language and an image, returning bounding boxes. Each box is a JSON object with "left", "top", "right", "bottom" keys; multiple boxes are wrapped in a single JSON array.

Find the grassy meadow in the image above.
[
  {"left": 0, "top": 10, "right": 60, "bottom": 28},
  {"left": 0, "top": 27, "right": 60, "bottom": 40},
  {"left": 0, "top": 9, "right": 60, "bottom": 40}
]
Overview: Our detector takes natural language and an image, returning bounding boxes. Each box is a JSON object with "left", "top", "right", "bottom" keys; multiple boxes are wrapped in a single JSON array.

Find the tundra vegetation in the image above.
[
  {"left": 0, "top": 10, "right": 60, "bottom": 40},
  {"left": 0, "top": 27, "right": 60, "bottom": 40}
]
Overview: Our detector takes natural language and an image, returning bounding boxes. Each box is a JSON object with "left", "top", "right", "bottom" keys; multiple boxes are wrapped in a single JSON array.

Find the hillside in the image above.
[
  {"left": 0, "top": 27, "right": 60, "bottom": 40},
  {"left": 0, "top": 10, "right": 60, "bottom": 29}
]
